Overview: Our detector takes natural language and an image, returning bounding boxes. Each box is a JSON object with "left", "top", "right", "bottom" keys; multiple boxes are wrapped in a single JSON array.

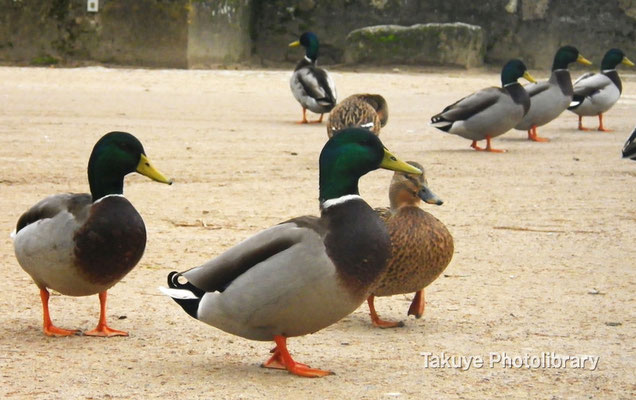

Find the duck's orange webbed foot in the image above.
[
  {"left": 309, "top": 113, "right": 324, "bottom": 124},
  {"left": 84, "top": 291, "right": 128, "bottom": 337},
  {"left": 528, "top": 127, "right": 550, "bottom": 142},
  {"left": 85, "top": 324, "right": 128, "bottom": 337},
  {"left": 262, "top": 336, "right": 333, "bottom": 378},
  {"left": 597, "top": 114, "right": 613, "bottom": 132},
  {"left": 577, "top": 115, "right": 591, "bottom": 131},
  {"left": 44, "top": 324, "right": 79, "bottom": 337},
  {"left": 484, "top": 136, "right": 506, "bottom": 153},
  {"left": 296, "top": 108, "right": 309, "bottom": 124}
]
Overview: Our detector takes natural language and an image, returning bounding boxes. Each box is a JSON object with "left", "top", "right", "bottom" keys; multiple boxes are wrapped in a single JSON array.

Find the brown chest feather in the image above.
[
  {"left": 374, "top": 207, "right": 454, "bottom": 296},
  {"left": 73, "top": 196, "right": 146, "bottom": 286}
]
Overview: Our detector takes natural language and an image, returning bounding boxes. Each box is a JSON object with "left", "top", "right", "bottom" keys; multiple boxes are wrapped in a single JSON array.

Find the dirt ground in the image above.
[{"left": 0, "top": 65, "right": 634, "bottom": 399}]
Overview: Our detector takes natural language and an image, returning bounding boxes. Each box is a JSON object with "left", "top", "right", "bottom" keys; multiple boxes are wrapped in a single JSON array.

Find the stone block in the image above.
[{"left": 344, "top": 23, "right": 484, "bottom": 68}]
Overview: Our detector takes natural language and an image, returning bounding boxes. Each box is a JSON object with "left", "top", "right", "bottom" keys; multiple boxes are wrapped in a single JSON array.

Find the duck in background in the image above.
[
  {"left": 622, "top": 127, "right": 636, "bottom": 160},
  {"left": 514, "top": 46, "right": 592, "bottom": 142},
  {"left": 431, "top": 59, "right": 536, "bottom": 152},
  {"left": 568, "top": 48, "right": 634, "bottom": 132},
  {"left": 12, "top": 132, "right": 172, "bottom": 337},
  {"left": 368, "top": 161, "right": 453, "bottom": 328},
  {"left": 327, "top": 94, "right": 388, "bottom": 137},
  {"left": 160, "top": 128, "right": 421, "bottom": 378},
  {"left": 289, "top": 32, "right": 337, "bottom": 124}
]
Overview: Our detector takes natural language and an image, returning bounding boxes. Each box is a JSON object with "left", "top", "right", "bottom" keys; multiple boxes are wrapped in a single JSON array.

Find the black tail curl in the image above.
[{"left": 166, "top": 271, "right": 204, "bottom": 319}]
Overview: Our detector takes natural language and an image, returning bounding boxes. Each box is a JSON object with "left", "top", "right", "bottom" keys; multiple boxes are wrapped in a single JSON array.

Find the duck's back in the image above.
[{"left": 373, "top": 206, "right": 453, "bottom": 296}]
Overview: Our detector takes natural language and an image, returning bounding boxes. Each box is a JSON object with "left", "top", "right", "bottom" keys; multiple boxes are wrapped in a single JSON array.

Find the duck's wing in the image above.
[
  {"left": 15, "top": 193, "right": 92, "bottom": 234},
  {"left": 359, "top": 94, "right": 389, "bottom": 127},
  {"left": 524, "top": 81, "right": 551, "bottom": 98},
  {"left": 572, "top": 73, "right": 611, "bottom": 98},
  {"left": 174, "top": 216, "right": 327, "bottom": 294},
  {"left": 295, "top": 66, "right": 337, "bottom": 107},
  {"left": 431, "top": 87, "right": 501, "bottom": 124}
]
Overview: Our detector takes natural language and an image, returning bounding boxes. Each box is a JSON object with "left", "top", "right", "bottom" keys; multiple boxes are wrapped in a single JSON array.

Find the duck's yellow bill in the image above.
[
  {"left": 622, "top": 57, "right": 635, "bottom": 67},
  {"left": 577, "top": 55, "right": 592, "bottom": 66},
  {"left": 289, "top": 40, "right": 300, "bottom": 48},
  {"left": 380, "top": 149, "right": 422, "bottom": 175},
  {"left": 137, "top": 154, "right": 173, "bottom": 185},
  {"left": 523, "top": 71, "right": 537, "bottom": 84}
]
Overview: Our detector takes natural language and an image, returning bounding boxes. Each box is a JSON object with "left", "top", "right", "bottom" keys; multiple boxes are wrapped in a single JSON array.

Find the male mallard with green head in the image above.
[
  {"left": 568, "top": 48, "right": 634, "bottom": 131},
  {"left": 289, "top": 32, "right": 337, "bottom": 124},
  {"left": 368, "top": 162, "right": 453, "bottom": 328},
  {"left": 327, "top": 93, "right": 388, "bottom": 137},
  {"left": 514, "top": 46, "right": 592, "bottom": 141},
  {"left": 161, "top": 128, "right": 420, "bottom": 378},
  {"left": 431, "top": 59, "right": 536, "bottom": 152},
  {"left": 13, "top": 132, "right": 172, "bottom": 337}
]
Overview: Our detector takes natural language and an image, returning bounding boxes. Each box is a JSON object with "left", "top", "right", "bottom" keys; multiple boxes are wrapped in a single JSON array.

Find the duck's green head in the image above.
[
  {"left": 501, "top": 59, "right": 536, "bottom": 86},
  {"left": 319, "top": 128, "right": 421, "bottom": 203},
  {"left": 601, "top": 48, "right": 634, "bottom": 70},
  {"left": 289, "top": 32, "right": 320, "bottom": 62},
  {"left": 87, "top": 131, "right": 172, "bottom": 201},
  {"left": 552, "top": 46, "right": 592, "bottom": 70}
]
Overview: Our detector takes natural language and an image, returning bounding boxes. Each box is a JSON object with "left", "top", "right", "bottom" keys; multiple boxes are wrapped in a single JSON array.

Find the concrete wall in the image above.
[
  {"left": 0, "top": 0, "right": 189, "bottom": 67},
  {"left": 253, "top": 0, "right": 636, "bottom": 69},
  {"left": 1, "top": 0, "right": 635, "bottom": 69}
]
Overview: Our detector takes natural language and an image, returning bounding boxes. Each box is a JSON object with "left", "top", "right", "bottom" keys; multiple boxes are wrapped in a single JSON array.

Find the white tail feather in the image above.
[
  {"left": 10, "top": 229, "right": 16, "bottom": 240},
  {"left": 159, "top": 286, "right": 198, "bottom": 300}
]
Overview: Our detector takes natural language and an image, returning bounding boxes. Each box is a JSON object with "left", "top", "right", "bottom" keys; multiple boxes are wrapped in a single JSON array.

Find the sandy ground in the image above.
[{"left": 0, "top": 65, "right": 634, "bottom": 399}]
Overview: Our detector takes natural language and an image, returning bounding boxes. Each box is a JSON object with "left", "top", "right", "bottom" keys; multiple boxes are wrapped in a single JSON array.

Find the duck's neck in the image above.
[
  {"left": 319, "top": 176, "right": 360, "bottom": 205},
  {"left": 87, "top": 159, "right": 126, "bottom": 202},
  {"left": 602, "top": 69, "right": 622, "bottom": 93},
  {"left": 551, "top": 69, "right": 573, "bottom": 96}
]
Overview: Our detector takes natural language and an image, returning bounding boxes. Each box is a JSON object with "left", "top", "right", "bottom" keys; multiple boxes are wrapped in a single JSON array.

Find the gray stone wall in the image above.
[
  {"left": 188, "top": 0, "right": 253, "bottom": 67},
  {"left": 0, "top": 0, "right": 189, "bottom": 67},
  {"left": 0, "top": 0, "right": 634, "bottom": 69}
]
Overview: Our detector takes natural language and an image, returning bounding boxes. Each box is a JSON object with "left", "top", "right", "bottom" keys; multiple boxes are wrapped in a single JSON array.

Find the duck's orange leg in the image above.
[
  {"left": 484, "top": 136, "right": 506, "bottom": 152},
  {"left": 597, "top": 113, "right": 612, "bottom": 132},
  {"left": 578, "top": 115, "right": 591, "bottom": 131},
  {"left": 262, "top": 336, "right": 332, "bottom": 377},
  {"left": 297, "top": 108, "right": 309, "bottom": 124},
  {"left": 84, "top": 291, "right": 128, "bottom": 337},
  {"left": 40, "top": 288, "right": 78, "bottom": 337},
  {"left": 407, "top": 290, "right": 426, "bottom": 319},
  {"left": 528, "top": 126, "right": 550, "bottom": 142},
  {"left": 367, "top": 295, "right": 404, "bottom": 328},
  {"left": 309, "top": 113, "right": 324, "bottom": 124}
]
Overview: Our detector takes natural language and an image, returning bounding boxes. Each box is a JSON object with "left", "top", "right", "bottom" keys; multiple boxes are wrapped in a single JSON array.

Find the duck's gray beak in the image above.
[{"left": 418, "top": 186, "right": 443, "bottom": 205}]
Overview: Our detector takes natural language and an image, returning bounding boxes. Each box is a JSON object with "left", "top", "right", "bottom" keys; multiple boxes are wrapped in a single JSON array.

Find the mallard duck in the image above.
[
  {"left": 514, "top": 46, "right": 592, "bottom": 141},
  {"left": 160, "top": 128, "right": 421, "bottom": 378},
  {"left": 431, "top": 59, "right": 536, "bottom": 152},
  {"left": 12, "top": 131, "right": 172, "bottom": 337},
  {"left": 327, "top": 94, "right": 388, "bottom": 138},
  {"left": 623, "top": 127, "right": 636, "bottom": 160},
  {"left": 568, "top": 48, "right": 634, "bottom": 131},
  {"left": 368, "top": 161, "right": 453, "bottom": 328},
  {"left": 289, "top": 32, "right": 337, "bottom": 124}
]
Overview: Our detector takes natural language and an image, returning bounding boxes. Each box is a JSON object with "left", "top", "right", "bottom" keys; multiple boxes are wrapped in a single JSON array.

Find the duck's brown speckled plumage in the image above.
[
  {"left": 327, "top": 94, "right": 388, "bottom": 137},
  {"left": 374, "top": 207, "right": 453, "bottom": 296},
  {"left": 368, "top": 161, "right": 453, "bottom": 327}
]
